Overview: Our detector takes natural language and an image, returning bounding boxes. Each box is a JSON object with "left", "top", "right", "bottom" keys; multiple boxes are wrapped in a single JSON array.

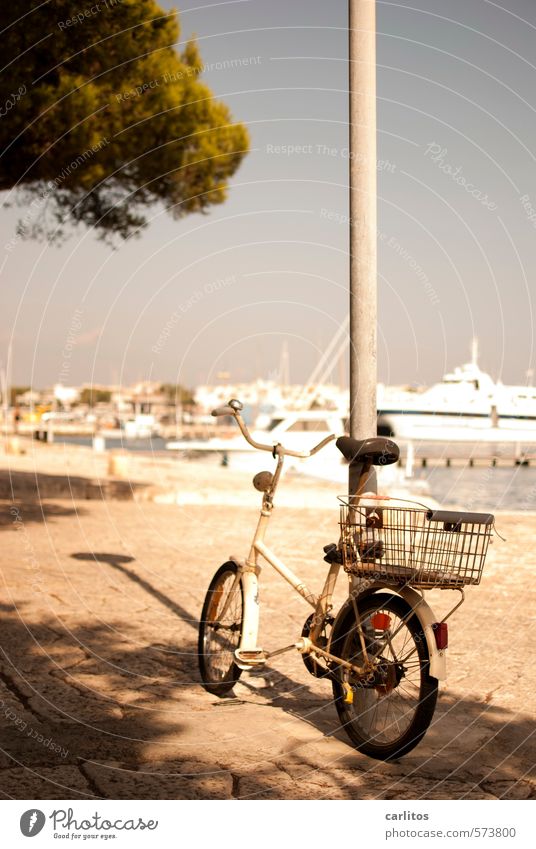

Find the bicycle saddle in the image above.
[{"left": 336, "top": 436, "right": 399, "bottom": 466}]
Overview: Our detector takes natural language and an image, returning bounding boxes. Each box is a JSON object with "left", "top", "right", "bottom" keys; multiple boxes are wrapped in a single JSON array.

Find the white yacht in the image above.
[{"left": 378, "top": 344, "right": 536, "bottom": 443}]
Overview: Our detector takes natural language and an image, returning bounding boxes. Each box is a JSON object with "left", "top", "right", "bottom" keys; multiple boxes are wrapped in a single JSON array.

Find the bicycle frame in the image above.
[
  {"left": 230, "top": 461, "right": 348, "bottom": 670},
  {"left": 212, "top": 403, "right": 448, "bottom": 680}
]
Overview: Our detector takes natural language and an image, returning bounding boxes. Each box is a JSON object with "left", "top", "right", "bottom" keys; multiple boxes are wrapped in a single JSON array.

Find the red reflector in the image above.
[
  {"left": 432, "top": 622, "right": 448, "bottom": 650},
  {"left": 371, "top": 613, "right": 391, "bottom": 630}
]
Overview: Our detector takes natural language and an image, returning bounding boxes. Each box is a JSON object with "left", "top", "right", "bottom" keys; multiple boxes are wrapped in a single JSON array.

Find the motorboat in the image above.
[{"left": 378, "top": 345, "right": 536, "bottom": 443}]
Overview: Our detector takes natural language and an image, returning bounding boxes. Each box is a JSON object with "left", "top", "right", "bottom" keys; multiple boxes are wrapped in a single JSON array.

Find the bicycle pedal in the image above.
[
  {"left": 343, "top": 684, "right": 354, "bottom": 705},
  {"left": 234, "top": 648, "right": 267, "bottom": 668}
]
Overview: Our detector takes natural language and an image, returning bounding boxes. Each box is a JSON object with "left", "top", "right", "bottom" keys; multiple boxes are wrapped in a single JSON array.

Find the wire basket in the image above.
[{"left": 339, "top": 497, "right": 494, "bottom": 588}]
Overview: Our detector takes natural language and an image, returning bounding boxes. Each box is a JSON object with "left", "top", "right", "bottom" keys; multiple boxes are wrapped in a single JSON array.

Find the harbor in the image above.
[
  {"left": 4, "top": 342, "right": 536, "bottom": 479},
  {"left": 4, "top": 429, "right": 536, "bottom": 513}
]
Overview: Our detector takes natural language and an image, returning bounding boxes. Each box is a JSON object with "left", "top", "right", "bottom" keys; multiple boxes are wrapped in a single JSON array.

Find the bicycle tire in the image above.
[
  {"left": 330, "top": 592, "right": 438, "bottom": 761},
  {"left": 198, "top": 562, "right": 244, "bottom": 696}
]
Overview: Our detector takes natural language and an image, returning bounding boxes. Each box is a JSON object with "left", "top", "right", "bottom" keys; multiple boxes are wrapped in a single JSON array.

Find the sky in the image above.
[{"left": 2, "top": 0, "right": 536, "bottom": 391}]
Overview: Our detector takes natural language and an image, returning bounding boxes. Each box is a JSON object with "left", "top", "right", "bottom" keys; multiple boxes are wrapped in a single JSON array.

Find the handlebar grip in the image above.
[{"left": 211, "top": 405, "right": 235, "bottom": 417}]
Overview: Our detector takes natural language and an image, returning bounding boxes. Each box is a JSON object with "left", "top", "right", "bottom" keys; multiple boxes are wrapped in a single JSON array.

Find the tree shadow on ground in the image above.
[
  {"left": 0, "top": 600, "right": 200, "bottom": 799},
  {"left": 0, "top": 500, "right": 82, "bottom": 529},
  {"left": 0, "top": 469, "right": 149, "bottom": 503}
]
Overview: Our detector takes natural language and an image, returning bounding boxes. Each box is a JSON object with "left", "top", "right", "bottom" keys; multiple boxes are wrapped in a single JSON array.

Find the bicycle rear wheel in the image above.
[
  {"left": 331, "top": 592, "right": 438, "bottom": 761},
  {"left": 198, "top": 562, "right": 244, "bottom": 696}
]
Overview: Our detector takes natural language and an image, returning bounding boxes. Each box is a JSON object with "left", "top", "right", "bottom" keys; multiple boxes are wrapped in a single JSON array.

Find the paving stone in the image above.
[
  {"left": 482, "top": 779, "right": 535, "bottom": 800},
  {"left": 0, "top": 680, "right": 38, "bottom": 731},
  {"left": 0, "top": 765, "right": 95, "bottom": 799},
  {"left": 84, "top": 761, "right": 233, "bottom": 799},
  {"left": 381, "top": 779, "right": 496, "bottom": 800}
]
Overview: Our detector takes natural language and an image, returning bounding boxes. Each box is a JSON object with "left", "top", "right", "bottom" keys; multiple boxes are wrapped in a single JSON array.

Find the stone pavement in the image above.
[
  {"left": 0, "top": 437, "right": 341, "bottom": 507},
  {"left": 0, "top": 464, "right": 534, "bottom": 799}
]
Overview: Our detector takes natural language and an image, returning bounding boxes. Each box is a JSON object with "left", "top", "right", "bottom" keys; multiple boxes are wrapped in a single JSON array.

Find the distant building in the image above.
[
  {"left": 195, "top": 380, "right": 348, "bottom": 415},
  {"left": 54, "top": 384, "right": 80, "bottom": 407},
  {"left": 15, "top": 388, "right": 41, "bottom": 406}
]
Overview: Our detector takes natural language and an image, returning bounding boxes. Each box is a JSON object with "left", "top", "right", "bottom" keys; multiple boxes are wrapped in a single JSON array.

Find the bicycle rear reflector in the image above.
[
  {"left": 432, "top": 622, "right": 448, "bottom": 649},
  {"left": 371, "top": 613, "right": 391, "bottom": 630}
]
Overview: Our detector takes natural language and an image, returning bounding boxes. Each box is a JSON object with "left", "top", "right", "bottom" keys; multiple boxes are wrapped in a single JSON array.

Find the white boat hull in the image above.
[{"left": 380, "top": 412, "right": 536, "bottom": 443}]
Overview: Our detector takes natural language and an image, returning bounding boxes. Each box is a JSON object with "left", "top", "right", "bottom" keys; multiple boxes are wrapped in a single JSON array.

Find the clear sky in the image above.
[{"left": 2, "top": 0, "right": 536, "bottom": 391}]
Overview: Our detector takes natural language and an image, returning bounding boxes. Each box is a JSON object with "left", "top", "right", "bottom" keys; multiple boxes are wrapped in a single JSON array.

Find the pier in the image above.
[
  {"left": 399, "top": 439, "right": 536, "bottom": 474},
  {"left": 9, "top": 424, "right": 536, "bottom": 472}
]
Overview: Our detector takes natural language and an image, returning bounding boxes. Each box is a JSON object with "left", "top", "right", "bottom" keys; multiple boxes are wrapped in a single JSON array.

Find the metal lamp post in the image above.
[{"left": 348, "top": 0, "right": 377, "bottom": 444}]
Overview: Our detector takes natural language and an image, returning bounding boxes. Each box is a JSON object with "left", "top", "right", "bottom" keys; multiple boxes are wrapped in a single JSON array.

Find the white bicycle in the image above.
[{"left": 198, "top": 399, "right": 494, "bottom": 761}]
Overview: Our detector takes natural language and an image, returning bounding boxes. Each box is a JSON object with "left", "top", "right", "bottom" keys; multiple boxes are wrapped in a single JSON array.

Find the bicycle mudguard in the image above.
[
  {"left": 228, "top": 556, "right": 263, "bottom": 669},
  {"left": 397, "top": 586, "right": 447, "bottom": 681},
  {"left": 329, "top": 587, "right": 447, "bottom": 681}
]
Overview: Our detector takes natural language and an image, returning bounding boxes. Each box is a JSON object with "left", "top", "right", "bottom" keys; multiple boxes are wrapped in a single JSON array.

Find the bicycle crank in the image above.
[{"left": 300, "top": 612, "right": 333, "bottom": 678}]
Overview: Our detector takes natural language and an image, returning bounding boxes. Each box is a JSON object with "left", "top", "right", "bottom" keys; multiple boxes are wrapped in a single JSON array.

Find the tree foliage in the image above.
[
  {"left": 159, "top": 383, "right": 194, "bottom": 405},
  {"left": 79, "top": 387, "right": 112, "bottom": 405},
  {"left": 0, "top": 0, "right": 249, "bottom": 242},
  {"left": 10, "top": 386, "right": 31, "bottom": 405}
]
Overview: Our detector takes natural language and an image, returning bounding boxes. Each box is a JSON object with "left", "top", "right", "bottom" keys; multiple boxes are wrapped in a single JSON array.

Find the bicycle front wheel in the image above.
[
  {"left": 198, "top": 562, "right": 244, "bottom": 696},
  {"left": 331, "top": 593, "right": 438, "bottom": 761}
]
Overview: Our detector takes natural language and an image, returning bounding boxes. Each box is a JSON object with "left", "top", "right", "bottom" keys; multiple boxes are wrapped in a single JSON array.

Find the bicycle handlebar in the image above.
[
  {"left": 211, "top": 405, "right": 236, "bottom": 417},
  {"left": 211, "top": 399, "right": 336, "bottom": 459}
]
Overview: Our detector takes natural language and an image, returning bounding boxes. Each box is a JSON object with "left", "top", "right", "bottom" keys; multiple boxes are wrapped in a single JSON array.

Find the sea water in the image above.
[{"left": 415, "top": 465, "right": 536, "bottom": 512}]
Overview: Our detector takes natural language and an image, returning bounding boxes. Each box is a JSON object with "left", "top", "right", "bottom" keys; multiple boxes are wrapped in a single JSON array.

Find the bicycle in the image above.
[{"left": 198, "top": 399, "right": 495, "bottom": 761}]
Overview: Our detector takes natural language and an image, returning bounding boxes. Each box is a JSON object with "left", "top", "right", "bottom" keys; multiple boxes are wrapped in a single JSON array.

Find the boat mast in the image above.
[
  {"left": 471, "top": 337, "right": 479, "bottom": 366},
  {"left": 279, "top": 341, "right": 290, "bottom": 389}
]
